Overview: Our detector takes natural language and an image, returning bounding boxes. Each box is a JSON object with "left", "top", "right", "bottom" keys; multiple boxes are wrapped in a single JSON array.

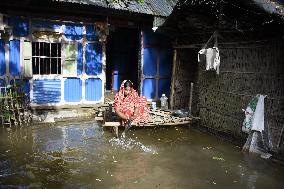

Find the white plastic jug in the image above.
[{"left": 160, "top": 94, "right": 168, "bottom": 110}]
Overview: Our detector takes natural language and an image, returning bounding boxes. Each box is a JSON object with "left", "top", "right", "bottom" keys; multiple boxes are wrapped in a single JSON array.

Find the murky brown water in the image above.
[{"left": 1, "top": 121, "right": 284, "bottom": 189}]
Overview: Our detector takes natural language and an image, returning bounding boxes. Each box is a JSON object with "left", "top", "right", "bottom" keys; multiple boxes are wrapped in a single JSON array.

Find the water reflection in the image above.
[{"left": 0, "top": 122, "right": 284, "bottom": 189}]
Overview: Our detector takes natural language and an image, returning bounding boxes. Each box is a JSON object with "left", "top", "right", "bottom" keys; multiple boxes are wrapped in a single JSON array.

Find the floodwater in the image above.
[{"left": 1, "top": 121, "right": 284, "bottom": 189}]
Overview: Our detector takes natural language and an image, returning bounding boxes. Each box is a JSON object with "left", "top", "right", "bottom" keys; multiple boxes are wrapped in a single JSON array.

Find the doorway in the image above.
[{"left": 106, "top": 27, "right": 139, "bottom": 92}]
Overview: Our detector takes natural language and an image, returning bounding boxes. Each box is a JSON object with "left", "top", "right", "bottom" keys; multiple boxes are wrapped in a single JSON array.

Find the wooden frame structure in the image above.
[{"left": 94, "top": 102, "right": 199, "bottom": 137}]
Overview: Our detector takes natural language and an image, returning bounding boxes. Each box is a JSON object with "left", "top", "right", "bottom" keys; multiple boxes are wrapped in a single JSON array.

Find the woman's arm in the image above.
[
  {"left": 115, "top": 107, "right": 129, "bottom": 120},
  {"left": 130, "top": 106, "right": 138, "bottom": 121}
]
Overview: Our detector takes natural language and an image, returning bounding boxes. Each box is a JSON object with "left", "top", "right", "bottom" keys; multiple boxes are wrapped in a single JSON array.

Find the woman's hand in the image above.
[{"left": 115, "top": 107, "right": 129, "bottom": 120}]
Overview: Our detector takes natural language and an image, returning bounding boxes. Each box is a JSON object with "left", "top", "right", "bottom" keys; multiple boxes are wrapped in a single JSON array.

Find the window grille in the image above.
[{"left": 32, "top": 42, "right": 61, "bottom": 75}]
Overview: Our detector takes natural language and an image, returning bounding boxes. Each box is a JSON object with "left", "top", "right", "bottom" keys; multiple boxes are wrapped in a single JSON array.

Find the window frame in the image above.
[
  {"left": 62, "top": 42, "right": 78, "bottom": 77},
  {"left": 31, "top": 40, "right": 62, "bottom": 76}
]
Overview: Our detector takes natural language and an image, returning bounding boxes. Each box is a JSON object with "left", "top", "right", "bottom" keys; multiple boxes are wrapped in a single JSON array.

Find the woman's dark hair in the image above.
[{"left": 124, "top": 80, "right": 133, "bottom": 88}]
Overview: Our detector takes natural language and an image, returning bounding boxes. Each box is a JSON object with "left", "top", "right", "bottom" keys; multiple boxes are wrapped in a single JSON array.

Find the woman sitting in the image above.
[{"left": 114, "top": 80, "right": 149, "bottom": 126}]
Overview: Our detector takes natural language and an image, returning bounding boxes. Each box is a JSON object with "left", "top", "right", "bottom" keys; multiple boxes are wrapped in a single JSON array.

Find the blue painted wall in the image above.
[
  {"left": 85, "top": 43, "right": 102, "bottom": 76},
  {"left": 33, "top": 79, "right": 61, "bottom": 104},
  {"left": 8, "top": 17, "right": 29, "bottom": 37},
  {"left": 142, "top": 79, "right": 156, "bottom": 99},
  {"left": 159, "top": 48, "right": 172, "bottom": 77},
  {"left": 86, "top": 25, "right": 97, "bottom": 41},
  {"left": 85, "top": 78, "right": 102, "bottom": 101},
  {"left": 64, "top": 78, "right": 82, "bottom": 102},
  {"left": 0, "top": 40, "right": 5, "bottom": 76},
  {"left": 64, "top": 24, "right": 83, "bottom": 40},
  {"left": 143, "top": 48, "right": 157, "bottom": 77},
  {"left": 4, "top": 16, "right": 103, "bottom": 105}
]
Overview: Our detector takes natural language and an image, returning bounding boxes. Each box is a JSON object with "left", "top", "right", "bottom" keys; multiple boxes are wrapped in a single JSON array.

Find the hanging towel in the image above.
[
  {"left": 198, "top": 47, "right": 220, "bottom": 74},
  {"left": 205, "top": 48, "right": 215, "bottom": 70},
  {"left": 213, "top": 47, "right": 220, "bottom": 74}
]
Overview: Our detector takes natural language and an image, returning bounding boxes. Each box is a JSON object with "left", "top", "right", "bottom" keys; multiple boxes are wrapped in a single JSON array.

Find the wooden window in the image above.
[
  {"left": 63, "top": 43, "right": 77, "bottom": 76},
  {"left": 32, "top": 42, "right": 61, "bottom": 75},
  {"left": 23, "top": 41, "right": 32, "bottom": 77}
]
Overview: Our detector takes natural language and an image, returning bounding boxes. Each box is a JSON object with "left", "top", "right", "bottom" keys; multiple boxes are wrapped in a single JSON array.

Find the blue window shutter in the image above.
[
  {"left": 9, "top": 40, "right": 21, "bottom": 76},
  {"left": 8, "top": 17, "right": 29, "bottom": 37},
  {"left": 0, "top": 40, "right": 5, "bottom": 76},
  {"left": 85, "top": 43, "right": 102, "bottom": 76}
]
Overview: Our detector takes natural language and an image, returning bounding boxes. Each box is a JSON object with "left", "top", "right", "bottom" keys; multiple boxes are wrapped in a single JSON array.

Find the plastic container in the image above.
[
  {"left": 160, "top": 94, "right": 168, "bottom": 110},
  {"left": 151, "top": 101, "right": 157, "bottom": 110}
]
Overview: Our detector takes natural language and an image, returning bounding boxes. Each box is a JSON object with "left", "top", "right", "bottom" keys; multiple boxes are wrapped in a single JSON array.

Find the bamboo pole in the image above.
[
  {"left": 188, "top": 82, "right": 194, "bottom": 115},
  {"left": 170, "top": 49, "right": 177, "bottom": 109}
]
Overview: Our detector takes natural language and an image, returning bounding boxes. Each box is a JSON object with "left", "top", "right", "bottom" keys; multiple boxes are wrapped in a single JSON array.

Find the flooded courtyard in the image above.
[{"left": 1, "top": 121, "right": 284, "bottom": 189}]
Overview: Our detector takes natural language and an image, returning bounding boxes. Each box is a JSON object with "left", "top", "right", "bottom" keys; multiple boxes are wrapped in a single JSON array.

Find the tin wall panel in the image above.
[
  {"left": 64, "top": 78, "right": 82, "bottom": 102},
  {"left": 85, "top": 78, "right": 102, "bottom": 101},
  {"left": 85, "top": 43, "right": 102, "bottom": 76},
  {"left": 142, "top": 78, "right": 156, "bottom": 99},
  {"left": 0, "top": 40, "right": 5, "bottom": 76},
  {"left": 9, "top": 40, "right": 21, "bottom": 76},
  {"left": 33, "top": 79, "right": 61, "bottom": 104}
]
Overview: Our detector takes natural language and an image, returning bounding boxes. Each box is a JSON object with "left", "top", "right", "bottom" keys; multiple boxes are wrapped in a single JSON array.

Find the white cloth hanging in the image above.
[
  {"left": 213, "top": 47, "right": 220, "bottom": 74},
  {"left": 198, "top": 47, "right": 220, "bottom": 74},
  {"left": 251, "top": 94, "right": 265, "bottom": 132}
]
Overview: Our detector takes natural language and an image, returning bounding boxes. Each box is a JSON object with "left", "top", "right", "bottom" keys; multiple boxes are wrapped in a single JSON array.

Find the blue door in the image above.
[{"left": 141, "top": 30, "right": 173, "bottom": 100}]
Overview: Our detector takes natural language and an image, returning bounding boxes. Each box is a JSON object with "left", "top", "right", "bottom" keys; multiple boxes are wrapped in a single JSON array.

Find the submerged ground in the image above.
[{"left": 0, "top": 121, "right": 284, "bottom": 189}]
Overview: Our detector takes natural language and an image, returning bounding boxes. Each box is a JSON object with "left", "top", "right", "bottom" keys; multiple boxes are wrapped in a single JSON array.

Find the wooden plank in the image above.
[
  {"left": 95, "top": 117, "right": 104, "bottom": 121},
  {"left": 103, "top": 122, "right": 121, "bottom": 127}
]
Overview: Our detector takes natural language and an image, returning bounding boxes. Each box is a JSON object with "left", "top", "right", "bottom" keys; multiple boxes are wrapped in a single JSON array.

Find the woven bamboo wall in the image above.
[
  {"left": 174, "top": 37, "right": 284, "bottom": 154},
  {"left": 172, "top": 49, "right": 199, "bottom": 110}
]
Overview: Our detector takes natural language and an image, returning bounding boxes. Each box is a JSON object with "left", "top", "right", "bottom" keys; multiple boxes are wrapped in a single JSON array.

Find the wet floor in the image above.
[{"left": 1, "top": 121, "right": 284, "bottom": 189}]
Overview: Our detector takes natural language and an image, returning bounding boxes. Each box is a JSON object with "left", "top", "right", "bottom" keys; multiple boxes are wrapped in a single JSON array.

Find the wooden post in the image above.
[
  {"left": 188, "top": 82, "right": 194, "bottom": 115},
  {"left": 170, "top": 49, "right": 177, "bottom": 109}
]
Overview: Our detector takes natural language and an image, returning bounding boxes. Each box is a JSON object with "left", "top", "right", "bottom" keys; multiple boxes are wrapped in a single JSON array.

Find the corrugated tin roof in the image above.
[
  {"left": 252, "top": 0, "right": 284, "bottom": 17},
  {"left": 54, "top": 0, "right": 178, "bottom": 17}
]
